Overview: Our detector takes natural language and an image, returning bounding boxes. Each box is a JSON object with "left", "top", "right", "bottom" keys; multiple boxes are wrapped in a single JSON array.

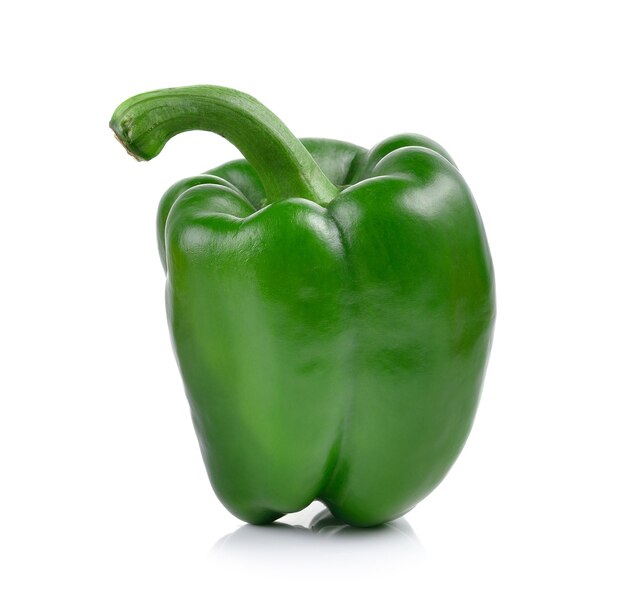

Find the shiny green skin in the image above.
[
  {"left": 156, "top": 135, "right": 495, "bottom": 527},
  {"left": 111, "top": 86, "right": 494, "bottom": 527}
]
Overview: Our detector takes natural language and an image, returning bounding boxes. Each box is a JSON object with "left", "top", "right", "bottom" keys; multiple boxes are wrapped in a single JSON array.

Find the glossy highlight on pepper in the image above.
[{"left": 110, "top": 85, "right": 495, "bottom": 527}]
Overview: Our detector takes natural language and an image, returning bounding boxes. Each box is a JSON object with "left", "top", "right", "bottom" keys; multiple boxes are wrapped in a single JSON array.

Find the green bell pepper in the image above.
[{"left": 110, "top": 85, "right": 495, "bottom": 527}]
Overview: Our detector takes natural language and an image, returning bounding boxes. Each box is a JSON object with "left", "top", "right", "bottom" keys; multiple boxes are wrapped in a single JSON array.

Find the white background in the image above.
[{"left": 1, "top": 1, "right": 624, "bottom": 602}]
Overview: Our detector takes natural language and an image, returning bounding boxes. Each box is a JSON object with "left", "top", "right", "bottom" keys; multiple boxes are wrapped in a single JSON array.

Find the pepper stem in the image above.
[{"left": 110, "top": 85, "right": 338, "bottom": 206}]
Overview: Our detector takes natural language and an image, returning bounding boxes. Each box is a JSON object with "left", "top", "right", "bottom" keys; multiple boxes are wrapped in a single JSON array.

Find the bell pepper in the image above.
[{"left": 110, "top": 85, "right": 495, "bottom": 527}]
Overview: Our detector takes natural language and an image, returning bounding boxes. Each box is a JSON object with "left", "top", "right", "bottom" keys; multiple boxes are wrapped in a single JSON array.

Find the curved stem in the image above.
[{"left": 110, "top": 85, "right": 338, "bottom": 206}]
